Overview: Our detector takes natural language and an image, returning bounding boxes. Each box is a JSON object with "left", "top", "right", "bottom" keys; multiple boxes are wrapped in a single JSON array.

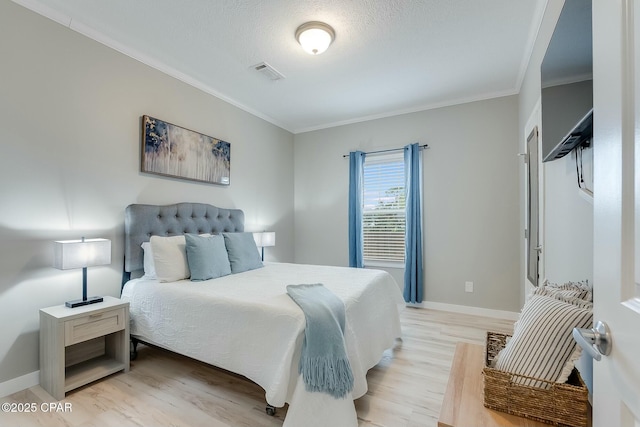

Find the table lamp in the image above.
[
  {"left": 53, "top": 237, "right": 111, "bottom": 308},
  {"left": 253, "top": 231, "right": 276, "bottom": 261}
]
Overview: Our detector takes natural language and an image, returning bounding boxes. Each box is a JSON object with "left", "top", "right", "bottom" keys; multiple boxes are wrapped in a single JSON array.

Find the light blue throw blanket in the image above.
[{"left": 286, "top": 283, "right": 354, "bottom": 399}]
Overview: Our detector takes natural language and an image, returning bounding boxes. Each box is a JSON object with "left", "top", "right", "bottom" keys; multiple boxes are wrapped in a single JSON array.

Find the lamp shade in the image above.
[
  {"left": 53, "top": 238, "right": 111, "bottom": 270},
  {"left": 253, "top": 232, "right": 276, "bottom": 248},
  {"left": 295, "top": 22, "right": 335, "bottom": 55}
]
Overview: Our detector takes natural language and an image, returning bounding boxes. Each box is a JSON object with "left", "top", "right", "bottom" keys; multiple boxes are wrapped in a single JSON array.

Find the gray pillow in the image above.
[
  {"left": 222, "top": 232, "right": 263, "bottom": 274},
  {"left": 185, "top": 234, "right": 231, "bottom": 281}
]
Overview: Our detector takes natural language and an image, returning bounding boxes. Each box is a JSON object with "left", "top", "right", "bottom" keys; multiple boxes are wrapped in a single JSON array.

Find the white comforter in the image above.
[{"left": 121, "top": 262, "right": 403, "bottom": 426}]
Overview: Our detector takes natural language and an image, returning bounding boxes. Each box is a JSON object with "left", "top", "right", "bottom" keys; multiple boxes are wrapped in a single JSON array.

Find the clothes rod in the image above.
[{"left": 342, "top": 144, "right": 429, "bottom": 158}]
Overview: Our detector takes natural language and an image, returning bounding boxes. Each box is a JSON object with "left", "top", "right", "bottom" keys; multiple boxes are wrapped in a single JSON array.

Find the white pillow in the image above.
[
  {"left": 150, "top": 235, "right": 190, "bottom": 282},
  {"left": 494, "top": 294, "right": 592, "bottom": 387},
  {"left": 141, "top": 242, "right": 157, "bottom": 279}
]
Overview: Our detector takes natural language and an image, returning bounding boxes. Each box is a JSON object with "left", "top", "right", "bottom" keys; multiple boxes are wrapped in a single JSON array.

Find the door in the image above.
[
  {"left": 590, "top": 1, "right": 640, "bottom": 425},
  {"left": 526, "top": 127, "right": 540, "bottom": 287}
]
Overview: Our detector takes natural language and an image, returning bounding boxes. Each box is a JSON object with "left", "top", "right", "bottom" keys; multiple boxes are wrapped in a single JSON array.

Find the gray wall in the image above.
[
  {"left": 0, "top": 1, "right": 294, "bottom": 384},
  {"left": 293, "top": 96, "right": 522, "bottom": 312}
]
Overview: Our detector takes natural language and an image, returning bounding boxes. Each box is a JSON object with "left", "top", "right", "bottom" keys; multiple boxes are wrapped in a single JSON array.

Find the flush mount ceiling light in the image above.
[{"left": 295, "top": 21, "right": 335, "bottom": 55}]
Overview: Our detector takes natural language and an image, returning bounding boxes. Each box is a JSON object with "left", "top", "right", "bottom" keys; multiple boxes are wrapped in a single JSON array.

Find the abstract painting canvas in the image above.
[{"left": 141, "top": 115, "right": 231, "bottom": 185}]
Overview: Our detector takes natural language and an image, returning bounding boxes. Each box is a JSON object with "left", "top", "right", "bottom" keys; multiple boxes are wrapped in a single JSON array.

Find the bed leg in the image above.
[
  {"left": 265, "top": 404, "right": 276, "bottom": 416},
  {"left": 130, "top": 337, "right": 139, "bottom": 361}
]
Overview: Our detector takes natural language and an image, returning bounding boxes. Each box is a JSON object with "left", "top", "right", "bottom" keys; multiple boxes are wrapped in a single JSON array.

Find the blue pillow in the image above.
[
  {"left": 185, "top": 234, "right": 231, "bottom": 281},
  {"left": 222, "top": 232, "right": 264, "bottom": 274}
]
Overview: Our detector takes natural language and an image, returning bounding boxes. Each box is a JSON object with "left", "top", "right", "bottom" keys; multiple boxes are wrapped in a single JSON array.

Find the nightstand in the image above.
[{"left": 39, "top": 296, "right": 130, "bottom": 400}]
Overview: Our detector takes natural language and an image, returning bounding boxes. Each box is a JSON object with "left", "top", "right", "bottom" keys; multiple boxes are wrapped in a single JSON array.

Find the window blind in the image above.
[{"left": 362, "top": 152, "right": 405, "bottom": 263}]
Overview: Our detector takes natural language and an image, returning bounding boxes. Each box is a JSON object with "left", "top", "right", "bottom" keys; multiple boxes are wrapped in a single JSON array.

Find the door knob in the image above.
[{"left": 572, "top": 320, "right": 612, "bottom": 361}]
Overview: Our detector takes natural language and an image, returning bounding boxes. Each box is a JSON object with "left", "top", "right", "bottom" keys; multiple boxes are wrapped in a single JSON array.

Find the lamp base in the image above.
[{"left": 65, "top": 296, "right": 104, "bottom": 308}]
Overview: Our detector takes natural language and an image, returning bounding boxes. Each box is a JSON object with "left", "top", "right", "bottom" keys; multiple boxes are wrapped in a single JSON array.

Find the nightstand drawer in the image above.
[{"left": 64, "top": 308, "right": 125, "bottom": 346}]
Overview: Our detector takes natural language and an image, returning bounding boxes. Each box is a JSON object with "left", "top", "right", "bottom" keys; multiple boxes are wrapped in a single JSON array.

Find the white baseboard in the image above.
[
  {"left": 0, "top": 371, "right": 39, "bottom": 398},
  {"left": 406, "top": 301, "right": 519, "bottom": 321}
]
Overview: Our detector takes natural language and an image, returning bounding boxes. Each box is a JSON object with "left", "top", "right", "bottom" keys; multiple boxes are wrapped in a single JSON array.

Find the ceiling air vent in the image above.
[{"left": 252, "top": 62, "right": 285, "bottom": 81}]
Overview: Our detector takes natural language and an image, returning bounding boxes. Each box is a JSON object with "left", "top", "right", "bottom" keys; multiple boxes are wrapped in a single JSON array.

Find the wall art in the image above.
[{"left": 141, "top": 115, "right": 230, "bottom": 185}]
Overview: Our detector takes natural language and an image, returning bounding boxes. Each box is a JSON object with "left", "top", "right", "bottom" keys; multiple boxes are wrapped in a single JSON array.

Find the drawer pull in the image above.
[{"left": 89, "top": 313, "right": 103, "bottom": 319}]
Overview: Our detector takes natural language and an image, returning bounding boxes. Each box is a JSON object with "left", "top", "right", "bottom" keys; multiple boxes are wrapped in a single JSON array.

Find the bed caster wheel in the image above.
[{"left": 266, "top": 404, "right": 276, "bottom": 416}]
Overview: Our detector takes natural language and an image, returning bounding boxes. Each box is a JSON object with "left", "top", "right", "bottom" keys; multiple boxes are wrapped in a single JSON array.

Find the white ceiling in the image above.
[{"left": 19, "top": 0, "right": 547, "bottom": 133}]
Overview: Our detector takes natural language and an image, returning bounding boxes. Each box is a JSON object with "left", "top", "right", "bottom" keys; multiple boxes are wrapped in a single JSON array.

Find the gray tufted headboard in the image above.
[{"left": 123, "top": 203, "right": 244, "bottom": 284}]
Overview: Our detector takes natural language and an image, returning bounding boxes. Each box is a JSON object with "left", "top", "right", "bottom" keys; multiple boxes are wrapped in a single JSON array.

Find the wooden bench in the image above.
[{"left": 438, "top": 342, "right": 549, "bottom": 427}]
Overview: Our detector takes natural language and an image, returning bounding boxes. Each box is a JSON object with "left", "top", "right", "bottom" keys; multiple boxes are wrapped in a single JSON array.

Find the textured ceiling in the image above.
[{"left": 18, "top": 0, "right": 547, "bottom": 133}]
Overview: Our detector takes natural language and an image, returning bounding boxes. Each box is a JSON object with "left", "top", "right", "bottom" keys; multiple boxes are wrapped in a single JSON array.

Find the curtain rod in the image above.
[{"left": 342, "top": 144, "right": 429, "bottom": 158}]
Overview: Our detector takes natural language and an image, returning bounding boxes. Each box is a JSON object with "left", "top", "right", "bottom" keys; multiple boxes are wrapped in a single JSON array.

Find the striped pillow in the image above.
[
  {"left": 494, "top": 294, "right": 592, "bottom": 387},
  {"left": 540, "top": 279, "right": 592, "bottom": 302},
  {"left": 533, "top": 287, "right": 593, "bottom": 309}
]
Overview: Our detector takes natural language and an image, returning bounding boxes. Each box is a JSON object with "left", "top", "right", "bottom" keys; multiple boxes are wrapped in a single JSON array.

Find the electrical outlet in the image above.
[{"left": 465, "top": 281, "right": 474, "bottom": 292}]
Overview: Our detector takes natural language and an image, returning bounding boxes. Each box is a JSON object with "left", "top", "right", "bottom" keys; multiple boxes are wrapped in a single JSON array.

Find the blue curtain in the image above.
[
  {"left": 403, "top": 143, "right": 423, "bottom": 302},
  {"left": 348, "top": 151, "right": 366, "bottom": 268}
]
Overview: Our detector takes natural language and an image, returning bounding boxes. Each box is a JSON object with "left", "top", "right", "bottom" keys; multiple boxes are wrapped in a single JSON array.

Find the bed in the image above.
[{"left": 120, "top": 202, "right": 404, "bottom": 427}]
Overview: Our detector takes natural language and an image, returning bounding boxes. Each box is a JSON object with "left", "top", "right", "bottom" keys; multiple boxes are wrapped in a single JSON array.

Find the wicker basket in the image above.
[{"left": 483, "top": 331, "right": 590, "bottom": 427}]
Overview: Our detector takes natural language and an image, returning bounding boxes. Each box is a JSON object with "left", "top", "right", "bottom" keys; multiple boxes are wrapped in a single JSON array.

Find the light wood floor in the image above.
[{"left": 1, "top": 308, "right": 514, "bottom": 427}]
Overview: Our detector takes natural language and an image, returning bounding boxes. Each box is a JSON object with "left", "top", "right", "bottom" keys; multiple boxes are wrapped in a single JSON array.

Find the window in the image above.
[{"left": 362, "top": 152, "right": 405, "bottom": 265}]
